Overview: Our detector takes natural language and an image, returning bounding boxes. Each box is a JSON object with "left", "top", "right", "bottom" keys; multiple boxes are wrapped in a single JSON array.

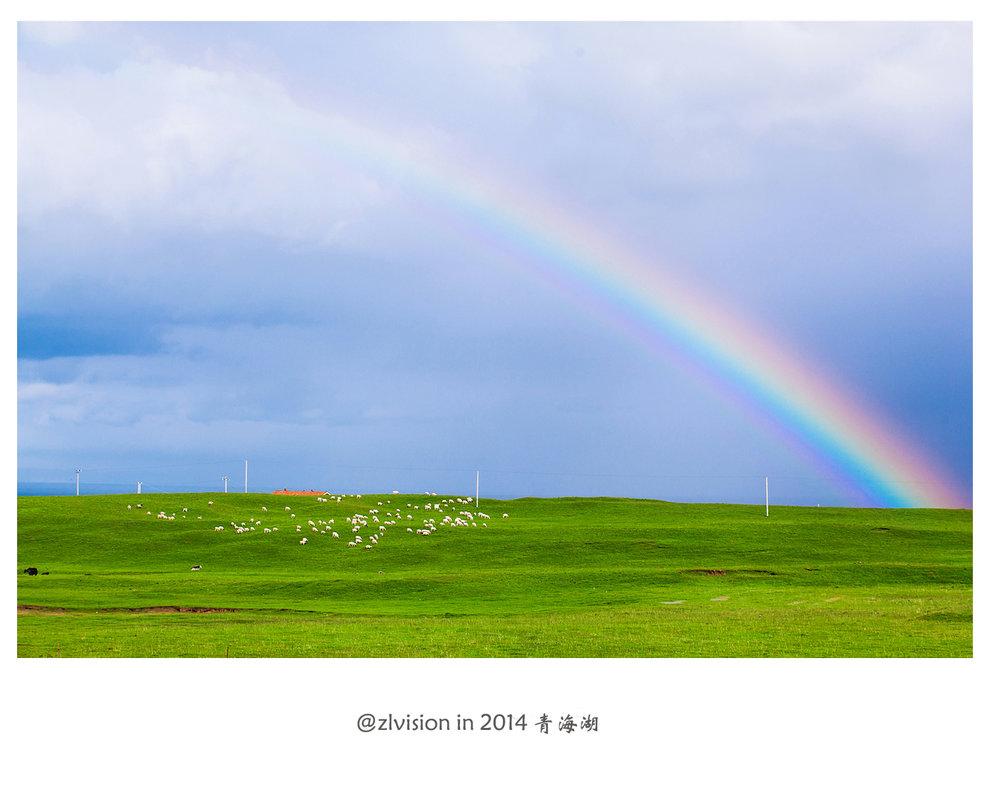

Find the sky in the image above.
[{"left": 17, "top": 22, "right": 972, "bottom": 505}]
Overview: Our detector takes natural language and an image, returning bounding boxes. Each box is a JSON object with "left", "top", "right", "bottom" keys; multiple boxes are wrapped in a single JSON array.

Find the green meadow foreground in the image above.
[{"left": 17, "top": 494, "right": 971, "bottom": 657}]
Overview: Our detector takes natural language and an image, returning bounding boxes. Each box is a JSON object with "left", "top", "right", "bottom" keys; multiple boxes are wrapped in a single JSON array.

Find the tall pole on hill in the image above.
[
  {"left": 244, "top": 459, "right": 249, "bottom": 494},
  {"left": 137, "top": 481, "right": 142, "bottom": 495},
  {"left": 476, "top": 470, "right": 479, "bottom": 506},
  {"left": 765, "top": 476, "right": 769, "bottom": 517},
  {"left": 222, "top": 475, "right": 229, "bottom": 494},
  {"left": 75, "top": 468, "right": 81, "bottom": 496}
]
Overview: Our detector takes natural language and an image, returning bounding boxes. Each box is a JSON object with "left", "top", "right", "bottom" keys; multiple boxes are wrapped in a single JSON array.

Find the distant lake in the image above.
[
  {"left": 17, "top": 482, "right": 226, "bottom": 496},
  {"left": 19, "top": 482, "right": 130, "bottom": 496}
]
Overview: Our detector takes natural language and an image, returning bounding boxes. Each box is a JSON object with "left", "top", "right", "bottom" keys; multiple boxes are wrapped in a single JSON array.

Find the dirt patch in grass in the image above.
[
  {"left": 918, "top": 612, "right": 972, "bottom": 623},
  {"left": 682, "top": 569, "right": 778, "bottom": 576},
  {"left": 18, "top": 605, "right": 69, "bottom": 616},
  {"left": 134, "top": 606, "right": 240, "bottom": 614},
  {"left": 19, "top": 605, "right": 240, "bottom": 616}
]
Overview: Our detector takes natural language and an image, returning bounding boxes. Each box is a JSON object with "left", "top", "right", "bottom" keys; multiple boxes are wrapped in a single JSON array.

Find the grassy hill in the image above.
[{"left": 16, "top": 493, "right": 972, "bottom": 657}]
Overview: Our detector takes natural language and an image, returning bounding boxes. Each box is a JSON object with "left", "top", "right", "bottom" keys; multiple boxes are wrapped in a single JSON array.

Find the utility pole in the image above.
[
  {"left": 222, "top": 475, "right": 229, "bottom": 494},
  {"left": 244, "top": 459, "right": 248, "bottom": 494},
  {"left": 137, "top": 481, "right": 142, "bottom": 495},
  {"left": 75, "top": 469, "right": 81, "bottom": 496},
  {"left": 475, "top": 470, "right": 479, "bottom": 507},
  {"left": 765, "top": 476, "right": 769, "bottom": 517}
]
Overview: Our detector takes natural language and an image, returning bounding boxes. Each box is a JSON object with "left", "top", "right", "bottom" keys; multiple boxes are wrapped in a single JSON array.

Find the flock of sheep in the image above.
[{"left": 127, "top": 493, "right": 510, "bottom": 556}]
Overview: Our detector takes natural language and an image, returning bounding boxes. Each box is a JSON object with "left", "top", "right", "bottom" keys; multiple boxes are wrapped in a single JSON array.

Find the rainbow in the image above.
[{"left": 319, "top": 112, "right": 967, "bottom": 508}]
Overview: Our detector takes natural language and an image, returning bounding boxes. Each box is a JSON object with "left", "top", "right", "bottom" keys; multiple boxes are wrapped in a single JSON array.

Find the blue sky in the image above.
[{"left": 17, "top": 22, "right": 972, "bottom": 504}]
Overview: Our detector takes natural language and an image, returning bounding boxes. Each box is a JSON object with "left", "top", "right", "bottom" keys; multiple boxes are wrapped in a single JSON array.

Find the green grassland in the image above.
[{"left": 16, "top": 493, "right": 972, "bottom": 657}]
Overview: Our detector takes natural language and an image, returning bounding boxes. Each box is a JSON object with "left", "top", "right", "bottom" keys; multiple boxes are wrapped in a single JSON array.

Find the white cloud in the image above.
[
  {"left": 18, "top": 58, "right": 419, "bottom": 245},
  {"left": 19, "top": 22, "right": 86, "bottom": 46},
  {"left": 469, "top": 23, "right": 971, "bottom": 194},
  {"left": 18, "top": 23, "right": 970, "bottom": 247}
]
